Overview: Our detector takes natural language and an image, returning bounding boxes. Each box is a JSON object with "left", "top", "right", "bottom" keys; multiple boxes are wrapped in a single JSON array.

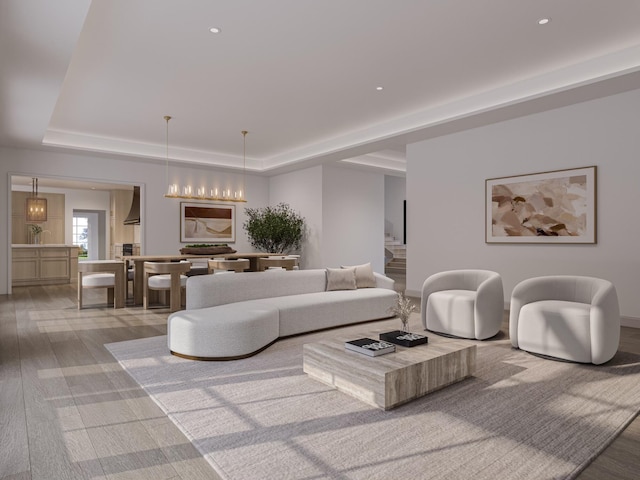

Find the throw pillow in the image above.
[
  {"left": 341, "top": 262, "right": 376, "bottom": 288},
  {"left": 326, "top": 267, "right": 357, "bottom": 291}
]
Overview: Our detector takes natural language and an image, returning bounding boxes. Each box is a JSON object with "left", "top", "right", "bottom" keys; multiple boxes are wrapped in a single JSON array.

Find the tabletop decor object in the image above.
[
  {"left": 388, "top": 291, "right": 416, "bottom": 332},
  {"left": 380, "top": 330, "right": 428, "bottom": 347},
  {"left": 179, "top": 243, "right": 236, "bottom": 255}
]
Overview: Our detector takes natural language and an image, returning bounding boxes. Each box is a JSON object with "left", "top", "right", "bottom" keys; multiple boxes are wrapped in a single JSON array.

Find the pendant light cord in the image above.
[
  {"left": 242, "top": 130, "right": 248, "bottom": 199},
  {"left": 164, "top": 115, "right": 171, "bottom": 193}
]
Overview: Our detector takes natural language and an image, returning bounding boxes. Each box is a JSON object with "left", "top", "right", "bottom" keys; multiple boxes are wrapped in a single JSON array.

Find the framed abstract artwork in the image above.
[
  {"left": 180, "top": 202, "right": 235, "bottom": 243},
  {"left": 485, "top": 166, "right": 596, "bottom": 244}
]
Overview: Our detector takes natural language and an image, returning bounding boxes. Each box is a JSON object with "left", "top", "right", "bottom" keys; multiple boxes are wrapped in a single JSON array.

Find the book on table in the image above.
[
  {"left": 379, "top": 330, "right": 428, "bottom": 347},
  {"left": 345, "top": 338, "right": 396, "bottom": 356}
]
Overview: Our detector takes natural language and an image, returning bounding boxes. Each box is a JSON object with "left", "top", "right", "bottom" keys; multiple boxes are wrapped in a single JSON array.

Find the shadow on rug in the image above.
[{"left": 106, "top": 318, "right": 640, "bottom": 480}]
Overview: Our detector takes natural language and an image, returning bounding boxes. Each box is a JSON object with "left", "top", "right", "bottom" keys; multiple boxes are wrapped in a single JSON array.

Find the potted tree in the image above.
[{"left": 243, "top": 203, "right": 305, "bottom": 254}]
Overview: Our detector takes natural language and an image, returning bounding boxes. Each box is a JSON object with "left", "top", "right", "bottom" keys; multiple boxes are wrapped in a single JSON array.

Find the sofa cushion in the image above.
[
  {"left": 186, "top": 269, "right": 328, "bottom": 309},
  {"left": 260, "top": 288, "right": 398, "bottom": 336},
  {"left": 426, "top": 289, "right": 476, "bottom": 338},
  {"left": 326, "top": 267, "right": 357, "bottom": 291},
  {"left": 168, "top": 301, "right": 279, "bottom": 358},
  {"left": 341, "top": 262, "right": 376, "bottom": 288},
  {"left": 82, "top": 273, "right": 115, "bottom": 287},
  {"left": 517, "top": 300, "right": 592, "bottom": 363},
  {"left": 148, "top": 274, "right": 188, "bottom": 289}
]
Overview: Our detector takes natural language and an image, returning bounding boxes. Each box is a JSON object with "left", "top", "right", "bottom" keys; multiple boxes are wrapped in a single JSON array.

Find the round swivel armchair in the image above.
[
  {"left": 421, "top": 270, "right": 504, "bottom": 340},
  {"left": 510, "top": 275, "right": 620, "bottom": 365}
]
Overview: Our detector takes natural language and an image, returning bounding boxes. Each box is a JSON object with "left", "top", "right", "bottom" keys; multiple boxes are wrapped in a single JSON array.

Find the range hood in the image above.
[{"left": 123, "top": 186, "right": 140, "bottom": 225}]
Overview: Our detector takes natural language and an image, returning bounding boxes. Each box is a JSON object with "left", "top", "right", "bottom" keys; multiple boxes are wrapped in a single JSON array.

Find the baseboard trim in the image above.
[
  {"left": 407, "top": 295, "right": 640, "bottom": 329},
  {"left": 405, "top": 289, "right": 420, "bottom": 298},
  {"left": 621, "top": 316, "right": 640, "bottom": 329}
]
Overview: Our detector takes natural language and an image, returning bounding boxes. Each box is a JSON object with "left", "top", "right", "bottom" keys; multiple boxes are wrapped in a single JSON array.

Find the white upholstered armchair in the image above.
[
  {"left": 421, "top": 270, "right": 504, "bottom": 340},
  {"left": 509, "top": 275, "right": 620, "bottom": 365}
]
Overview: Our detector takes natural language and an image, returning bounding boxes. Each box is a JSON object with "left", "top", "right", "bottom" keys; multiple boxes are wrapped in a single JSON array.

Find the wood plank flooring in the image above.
[
  {"left": 1, "top": 284, "right": 219, "bottom": 480},
  {"left": 1, "top": 283, "right": 639, "bottom": 479}
]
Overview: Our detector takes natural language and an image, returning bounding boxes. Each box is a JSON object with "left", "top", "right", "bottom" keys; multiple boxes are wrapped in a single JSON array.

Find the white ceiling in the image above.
[{"left": 2, "top": 0, "right": 640, "bottom": 177}]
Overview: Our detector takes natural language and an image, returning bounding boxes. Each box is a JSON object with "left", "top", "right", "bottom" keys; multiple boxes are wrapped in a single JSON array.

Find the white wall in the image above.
[
  {"left": 269, "top": 164, "right": 386, "bottom": 273},
  {"left": 1, "top": 146, "right": 269, "bottom": 294},
  {"left": 322, "top": 164, "right": 385, "bottom": 273},
  {"left": 406, "top": 88, "right": 640, "bottom": 319},
  {"left": 385, "top": 175, "right": 405, "bottom": 243},
  {"left": 269, "top": 166, "right": 323, "bottom": 269},
  {"left": 83, "top": 212, "right": 100, "bottom": 260}
]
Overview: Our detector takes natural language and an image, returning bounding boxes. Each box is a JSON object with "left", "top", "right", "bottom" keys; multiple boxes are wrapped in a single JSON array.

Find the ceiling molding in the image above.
[
  {"left": 42, "top": 44, "right": 640, "bottom": 176},
  {"left": 4, "top": 1, "right": 640, "bottom": 177}
]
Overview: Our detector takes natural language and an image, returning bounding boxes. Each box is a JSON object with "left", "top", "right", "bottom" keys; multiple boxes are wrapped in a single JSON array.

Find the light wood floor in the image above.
[{"left": 1, "top": 283, "right": 639, "bottom": 480}]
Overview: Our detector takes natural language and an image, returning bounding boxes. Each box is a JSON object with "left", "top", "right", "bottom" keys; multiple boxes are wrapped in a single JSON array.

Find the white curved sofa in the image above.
[
  {"left": 510, "top": 275, "right": 620, "bottom": 365},
  {"left": 168, "top": 268, "right": 397, "bottom": 360}
]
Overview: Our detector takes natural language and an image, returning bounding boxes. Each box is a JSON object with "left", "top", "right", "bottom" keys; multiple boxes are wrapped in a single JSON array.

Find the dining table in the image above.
[{"left": 124, "top": 252, "right": 276, "bottom": 305}]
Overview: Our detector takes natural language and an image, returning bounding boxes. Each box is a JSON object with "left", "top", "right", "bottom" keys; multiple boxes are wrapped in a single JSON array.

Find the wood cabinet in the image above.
[
  {"left": 11, "top": 191, "right": 65, "bottom": 244},
  {"left": 12, "top": 245, "right": 79, "bottom": 286},
  {"left": 110, "top": 189, "right": 136, "bottom": 258}
]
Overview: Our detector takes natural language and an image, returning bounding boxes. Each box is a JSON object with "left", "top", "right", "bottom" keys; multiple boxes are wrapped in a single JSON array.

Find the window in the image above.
[{"left": 73, "top": 215, "right": 89, "bottom": 258}]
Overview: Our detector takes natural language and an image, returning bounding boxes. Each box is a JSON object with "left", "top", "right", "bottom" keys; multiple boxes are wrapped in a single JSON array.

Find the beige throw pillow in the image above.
[
  {"left": 326, "top": 267, "right": 357, "bottom": 291},
  {"left": 341, "top": 262, "right": 376, "bottom": 288}
]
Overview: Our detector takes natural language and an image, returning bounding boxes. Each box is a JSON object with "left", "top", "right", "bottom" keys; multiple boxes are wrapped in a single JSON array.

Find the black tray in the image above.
[{"left": 379, "top": 330, "right": 428, "bottom": 347}]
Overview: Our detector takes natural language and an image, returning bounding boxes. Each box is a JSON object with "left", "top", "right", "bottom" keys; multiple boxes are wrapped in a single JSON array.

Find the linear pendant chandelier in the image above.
[
  {"left": 163, "top": 115, "right": 247, "bottom": 202},
  {"left": 25, "top": 177, "right": 48, "bottom": 222}
]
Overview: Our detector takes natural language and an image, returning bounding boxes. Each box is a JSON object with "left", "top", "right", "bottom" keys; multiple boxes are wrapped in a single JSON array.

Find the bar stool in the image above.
[
  {"left": 78, "top": 260, "right": 126, "bottom": 309},
  {"left": 143, "top": 261, "right": 191, "bottom": 312},
  {"left": 257, "top": 256, "right": 297, "bottom": 271},
  {"left": 207, "top": 258, "right": 250, "bottom": 274}
]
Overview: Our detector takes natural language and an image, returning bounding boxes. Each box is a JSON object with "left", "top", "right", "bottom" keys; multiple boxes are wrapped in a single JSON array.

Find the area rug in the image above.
[{"left": 106, "top": 320, "right": 640, "bottom": 480}]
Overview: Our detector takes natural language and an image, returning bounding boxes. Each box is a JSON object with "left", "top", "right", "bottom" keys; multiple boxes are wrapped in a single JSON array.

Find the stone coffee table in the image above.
[{"left": 303, "top": 334, "right": 476, "bottom": 410}]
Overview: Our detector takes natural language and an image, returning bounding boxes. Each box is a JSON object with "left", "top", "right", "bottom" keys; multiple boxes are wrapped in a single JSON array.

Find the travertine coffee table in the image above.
[{"left": 303, "top": 336, "right": 476, "bottom": 410}]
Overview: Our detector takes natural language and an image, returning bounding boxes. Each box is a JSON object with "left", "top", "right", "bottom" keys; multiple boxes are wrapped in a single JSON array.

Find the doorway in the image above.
[{"left": 73, "top": 210, "right": 107, "bottom": 260}]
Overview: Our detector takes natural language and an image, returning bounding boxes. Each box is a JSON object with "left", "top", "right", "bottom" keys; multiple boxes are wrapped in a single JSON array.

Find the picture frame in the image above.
[
  {"left": 485, "top": 166, "right": 596, "bottom": 244},
  {"left": 180, "top": 202, "right": 235, "bottom": 243}
]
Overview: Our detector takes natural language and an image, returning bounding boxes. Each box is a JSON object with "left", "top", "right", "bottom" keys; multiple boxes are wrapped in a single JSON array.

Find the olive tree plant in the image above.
[{"left": 243, "top": 203, "right": 305, "bottom": 254}]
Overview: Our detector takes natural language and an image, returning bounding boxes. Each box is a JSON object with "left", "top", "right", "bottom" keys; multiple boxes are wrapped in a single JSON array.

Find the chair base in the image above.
[
  {"left": 145, "top": 288, "right": 186, "bottom": 310},
  {"left": 426, "top": 328, "right": 502, "bottom": 341},
  {"left": 518, "top": 349, "right": 590, "bottom": 364}
]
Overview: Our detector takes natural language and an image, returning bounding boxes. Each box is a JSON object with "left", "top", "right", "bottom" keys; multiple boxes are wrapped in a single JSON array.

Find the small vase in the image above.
[
  {"left": 33, "top": 234, "right": 40, "bottom": 245},
  {"left": 400, "top": 317, "right": 409, "bottom": 333}
]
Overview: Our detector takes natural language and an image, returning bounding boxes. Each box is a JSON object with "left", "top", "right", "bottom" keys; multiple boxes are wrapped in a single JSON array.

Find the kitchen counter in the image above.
[
  {"left": 12, "top": 245, "right": 79, "bottom": 286},
  {"left": 12, "top": 243, "right": 77, "bottom": 248}
]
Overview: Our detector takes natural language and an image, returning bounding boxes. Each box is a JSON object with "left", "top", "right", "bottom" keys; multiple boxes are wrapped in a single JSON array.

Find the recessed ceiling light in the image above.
[
  {"left": 376, "top": 86, "right": 384, "bottom": 91},
  {"left": 209, "top": 27, "right": 221, "bottom": 33},
  {"left": 538, "top": 18, "right": 551, "bottom": 25}
]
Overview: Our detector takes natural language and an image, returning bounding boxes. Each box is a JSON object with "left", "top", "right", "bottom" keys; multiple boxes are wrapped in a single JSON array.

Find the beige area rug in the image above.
[{"left": 106, "top": 318, "right": 640, "bottom": 480}]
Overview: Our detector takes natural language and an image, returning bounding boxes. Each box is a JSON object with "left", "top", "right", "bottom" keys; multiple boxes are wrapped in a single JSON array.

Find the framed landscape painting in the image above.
[
  {"left": 485, "top": 166, "right": 596, "bottom": 244},
  {"left": 180, "top": 202, "right": 235, "bottom": 243}
]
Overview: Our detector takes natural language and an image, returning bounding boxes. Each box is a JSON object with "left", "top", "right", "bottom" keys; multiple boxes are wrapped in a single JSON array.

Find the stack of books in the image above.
[
  {"left": 345, "top": 338, "right": 396, "bottom": 356},
  {"left": 379, "top": 330, "right": 428, "bottom": 347}
]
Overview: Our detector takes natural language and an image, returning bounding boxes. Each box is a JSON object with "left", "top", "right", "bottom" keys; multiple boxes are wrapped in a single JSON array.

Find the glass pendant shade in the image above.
[
  {"left": 162, "top": 117, "right": 248, "bottom": 202},
  {"left": 25, "top": 178, "right": 47, "bottom": 222}
]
